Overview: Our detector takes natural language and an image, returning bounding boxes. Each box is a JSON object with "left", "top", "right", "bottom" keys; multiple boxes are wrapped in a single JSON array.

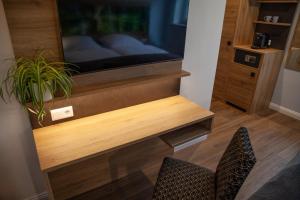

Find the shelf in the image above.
[
  {"left": 33, "top": 96, "right": 214, "bottom": 172},
  {"left": 160, "top": 121, "right": 211, "bottom": 152},
  {"left": 254, "top": 21, "right": 291, "bottom": 27},
  {"left": 234, "top": 45, "right": 284, "bottom": 54}
]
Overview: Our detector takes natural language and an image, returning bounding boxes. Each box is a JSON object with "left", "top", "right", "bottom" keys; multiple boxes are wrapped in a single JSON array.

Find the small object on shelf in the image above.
[
  {"left": 252, "top": 32, "right": 271, "bottom": 49},
  {"left": 264, "top": 16, "right": 280, "bottom": 23},
  {"left": 264, "top": 16, "right": 272, "bottom": 22},
  {"left": 272, "top": 16, "right": 279, "bottom": 23}
]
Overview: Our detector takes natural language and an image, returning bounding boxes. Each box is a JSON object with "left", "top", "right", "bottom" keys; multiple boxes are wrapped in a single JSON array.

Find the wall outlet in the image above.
[{"left": 50, "top": 106, "right": 74, "bottom": 121}]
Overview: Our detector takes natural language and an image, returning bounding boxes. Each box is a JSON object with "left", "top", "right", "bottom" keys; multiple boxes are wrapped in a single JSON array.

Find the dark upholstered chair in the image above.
[{"left": 153, "top": 127, "right": 256, "bottom": 200}]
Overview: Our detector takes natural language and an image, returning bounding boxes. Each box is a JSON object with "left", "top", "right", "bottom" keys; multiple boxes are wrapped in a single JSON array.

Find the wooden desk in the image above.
[{"left": 33, "top": 96, "right": 214, "bottom": 199}]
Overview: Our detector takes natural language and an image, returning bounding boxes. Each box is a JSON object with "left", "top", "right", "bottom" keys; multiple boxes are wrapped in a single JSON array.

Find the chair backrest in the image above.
[{"left": 215, "top": 127, "right": 256, "bottom": 200}]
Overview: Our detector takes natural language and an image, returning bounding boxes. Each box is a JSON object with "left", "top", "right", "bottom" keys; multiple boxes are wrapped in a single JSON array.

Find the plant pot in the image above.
[{"left": 33, "top": 84, "right": 53, "bottom": 102}]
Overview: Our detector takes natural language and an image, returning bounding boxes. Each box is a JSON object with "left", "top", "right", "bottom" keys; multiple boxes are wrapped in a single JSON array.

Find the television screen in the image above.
[{"left": 57, "top": 0, "right": 190, "bottom": 74}]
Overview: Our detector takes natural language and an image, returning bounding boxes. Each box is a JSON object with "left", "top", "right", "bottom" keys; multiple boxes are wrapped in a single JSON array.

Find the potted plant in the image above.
[{"left": 0, "top": 53, "right": 73, "bottom": 125}]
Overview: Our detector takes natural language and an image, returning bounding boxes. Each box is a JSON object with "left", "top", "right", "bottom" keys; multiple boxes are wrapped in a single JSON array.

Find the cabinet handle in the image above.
[
  {"left": 227, "top": 41, "right": 232, "bottom": 46},
  {"left": 250, "top": 72, "right": 256, "bottom": 78}
]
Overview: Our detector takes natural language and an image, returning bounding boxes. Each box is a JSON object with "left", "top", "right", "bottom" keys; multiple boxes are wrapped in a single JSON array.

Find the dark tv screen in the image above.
[{"left": 57, "top": 0, "right": 190, "bottom": 74}]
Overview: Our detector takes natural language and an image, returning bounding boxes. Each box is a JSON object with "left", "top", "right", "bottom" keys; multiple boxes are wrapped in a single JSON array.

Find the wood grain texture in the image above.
[
  {"left": 291, "top": 15, "right": 300, "bottom": 47},
  {"left": 70, "top": 100, "right": 300, "bottom": 200},
  {"left": 251, "top": 51, "right": 284, "bottom": 113},
  {"left": 33, "top": 96, "right": 214, "bottom": 172},
  {"left": 224, "top": 50, "right": 283, "bottom": 112},
  {"left": 29, "top": 78, "right": 181, "bottom": 128},
  {"left": 213, "top": 0, "right": 241, "bottom": 100},
  {"left": 72, "top": 60, "right": 183, "bottom": 92},
  {"left": 213, "top": 0, "right": 288, "bottom": 113},
  {"left": 70, "top": 171, "right": 154, "bottom": 200},
  {"left": 3, "top": 0, "right": 63, "bottom": 61},
  {"left": 225, "top": 62, "right": 258, "bottom": 110},
  {"left": 71, "top": 70, "right": 189, "bottom": 95},
  {"left": 286, "top": 4, "right": 300, "bottom": 71},
  {"left": 49, "top": 138, "right": 172, "bottom": 200},
  {"left": 234, "top": 0, "right": 259, "bottom": 45}
]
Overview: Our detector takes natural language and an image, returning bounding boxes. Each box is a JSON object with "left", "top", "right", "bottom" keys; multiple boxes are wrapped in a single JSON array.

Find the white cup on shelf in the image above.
[
  {"left": 272, "top": 16, "right": 280, "bottom": 23},
  {"left": 264, "top": 16, "right": 272, "bottom": 22}
]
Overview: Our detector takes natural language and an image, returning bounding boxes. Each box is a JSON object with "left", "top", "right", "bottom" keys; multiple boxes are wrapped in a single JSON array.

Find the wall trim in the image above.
[
  {"left": 269, "top": 103, "right": 300, "bottom": 120},
  {"left": 24, "top": 192, "right": 48, "bottom": 200}
]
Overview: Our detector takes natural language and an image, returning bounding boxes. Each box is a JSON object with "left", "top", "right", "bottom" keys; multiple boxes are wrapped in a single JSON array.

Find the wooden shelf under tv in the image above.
[
  {"left": 63, "top": 70, "right": 191, "bottom": 97},
  {"left": 254, "top": 20, "right": 292, "bottom": 27}
]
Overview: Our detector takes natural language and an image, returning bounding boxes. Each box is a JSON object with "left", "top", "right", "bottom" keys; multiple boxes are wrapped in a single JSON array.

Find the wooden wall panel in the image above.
[
  {"left": 72, "top": 60, "right": 182, "bottom": 93},
  {"left": 291, "top": 17, "right": 300, "bottom": 47},
  {"left": 234, "top": 0, "right": 259, "bottom": 45},
  {"left": 213, "top": 0, "right": 241, "bottom": 100},
  {"left": 29, "top": 78, "right": 181, "bottom": 128},
  {"left": 286, "top": 10, "right": 300, "bottom": 71},
  {"left": 49, "top": 138, "right": 173, "bottom": 200},
  {"left": 3, "top": 0, "right": 63, "bottom": 61}
]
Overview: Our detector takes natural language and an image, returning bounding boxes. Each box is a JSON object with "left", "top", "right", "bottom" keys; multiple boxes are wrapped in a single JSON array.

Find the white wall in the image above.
[
  {"left": 271, "top": 3, "right": 300, "bottom": 118},
  {"left": 180, "top": 0, "right": 226, "bottom": 109},
  {"left": 271, "top": 69, "right": 300, "bottom": 115},
  {"left": 0, "top": 0, "right": 46, "bottom": 199}
]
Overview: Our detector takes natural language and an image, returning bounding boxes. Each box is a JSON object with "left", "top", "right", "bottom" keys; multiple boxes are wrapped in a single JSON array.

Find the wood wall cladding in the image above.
[
  {"left": 3, "top": 0, "right": 63, "bottom": 61},
  {"left": 212, "top": 0, "right": 241, "bottom": 100},
  {"left": 72, "top": 60, "right": 183, "bottom": 93},
  {"left": 48, "top": 138, "right": 173, "bottom": 200},
  {"left": 234, "top": 0, "right": 259, "bottom": 45},
  {"left": 291, "top": 17, "right": 300, "bottom": 47},
  {"left": 286, "top": 10, "right": 300, "bottom": 71},
  {"left": 29, "top": 78, "right": 181, "bottom": 129}
]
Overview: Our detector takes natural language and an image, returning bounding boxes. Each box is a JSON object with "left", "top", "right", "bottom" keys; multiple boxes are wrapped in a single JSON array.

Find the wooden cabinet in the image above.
[
  {"left": 216, "top": 45, "right": 283, "bottom": 113},
  {"left": 226, "top": 63, "right": 258, "bottom": 110},
  {"left": 213, "top": 0, "right": 298, "bottom": 113}
]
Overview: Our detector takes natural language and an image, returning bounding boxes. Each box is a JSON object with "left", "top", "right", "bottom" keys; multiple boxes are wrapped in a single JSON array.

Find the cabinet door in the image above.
[
  {"left": 225, "top": 63, "right": 258, "bottom": 110},
  {"left": 213, "top": 0, "right": 241, "bottom": 99}
]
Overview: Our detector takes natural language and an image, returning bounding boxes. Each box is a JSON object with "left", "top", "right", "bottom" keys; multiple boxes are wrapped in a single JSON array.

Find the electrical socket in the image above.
[{"left": 50, "top": 106, "right": 74, "bottom": 121}]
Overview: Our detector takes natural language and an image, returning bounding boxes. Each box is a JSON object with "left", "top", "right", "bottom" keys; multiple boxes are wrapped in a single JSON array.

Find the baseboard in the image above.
[
  {"left": 24, "top": 192, "right": 48, "bottom": 200},
  {"left": 269, "top": 103, "right": 300, "bottom": 120}
]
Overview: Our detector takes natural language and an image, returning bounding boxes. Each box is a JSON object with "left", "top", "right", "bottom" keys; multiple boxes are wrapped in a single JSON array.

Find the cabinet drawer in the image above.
[{"left": 225, "top": 64, "right": 258, "bottom": 110}]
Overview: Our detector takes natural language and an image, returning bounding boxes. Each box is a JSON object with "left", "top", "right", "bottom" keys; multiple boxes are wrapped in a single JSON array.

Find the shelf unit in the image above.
[
  {"left": 253, "top": 1, "right": 298, "bottom": 49},
  {"left": 213, "top": 0, "right": 298, "bottom": 113}
]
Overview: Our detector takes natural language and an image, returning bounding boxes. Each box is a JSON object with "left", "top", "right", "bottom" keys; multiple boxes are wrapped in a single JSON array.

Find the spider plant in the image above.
[{"left": 0, "top": 53, "right": 73, "bottom": 125}]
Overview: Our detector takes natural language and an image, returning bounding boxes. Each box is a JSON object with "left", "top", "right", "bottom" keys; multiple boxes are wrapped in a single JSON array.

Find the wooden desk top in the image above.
[{"left": 33, "top": 96, "right": 214, "bottom": 172}]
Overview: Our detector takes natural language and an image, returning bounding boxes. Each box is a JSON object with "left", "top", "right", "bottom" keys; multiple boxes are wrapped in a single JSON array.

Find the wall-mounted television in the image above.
[{"left": 57, "top": 0, "right": 190, "bottom": 74}]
